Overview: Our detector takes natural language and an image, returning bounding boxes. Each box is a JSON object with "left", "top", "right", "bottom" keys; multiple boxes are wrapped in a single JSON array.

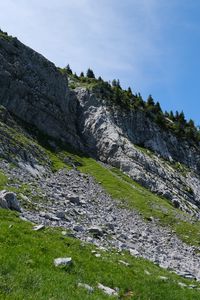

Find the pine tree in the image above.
[
  {"left": 146, "top": 95, "right": 155, "bottom": 107},
  {"left": 112, "top": 79, "right": 117, "bottom": 87},
  {"left": 65, "top": 64, "right": 72, "bottom": 74},
  {"left": 86, "top": 68, "right": 95, "bottom": 78}
]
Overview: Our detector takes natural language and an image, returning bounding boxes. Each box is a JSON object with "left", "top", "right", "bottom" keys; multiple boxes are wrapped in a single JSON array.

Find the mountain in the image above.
[{"left": 1, "top": 29, "right": 200, "bottom": 299}]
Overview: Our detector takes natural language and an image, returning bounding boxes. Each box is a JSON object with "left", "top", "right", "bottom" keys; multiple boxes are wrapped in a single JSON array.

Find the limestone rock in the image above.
[
  {"left": 33, "top": 224, "right": 45, "bottom": 231},
  {"left": 54, "top": 257, "right": 72, "bottom": 267},
  {"left": 98, "top": 283, "right": 118, "bottom": 296},
  {"left": 0, "top": 190, "right": 21, "bottom": 211},
  {"left": 0, "top": 33, "right": 82, "bottom": 150},
  {"left": 78, "top": 283, "right": 94, "bottom": 293}
]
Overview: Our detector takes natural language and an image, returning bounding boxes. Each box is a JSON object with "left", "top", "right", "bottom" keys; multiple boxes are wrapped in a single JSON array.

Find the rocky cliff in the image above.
[
  {"left": 0, "top": 30, "right": 81, "bottom": 149},
  {"left": 0, "top": 30, "right": 200, "bottom": 216},
  {"left": 75, "top": 88, "right": 200, "bottom": 215}
]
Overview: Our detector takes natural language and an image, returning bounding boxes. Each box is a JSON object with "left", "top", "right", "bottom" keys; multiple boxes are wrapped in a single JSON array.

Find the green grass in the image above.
[
  {"left": 46, "top": 149, "right": 68, "bottom": 172},
  {"left": 0, "top": 208, "right": 200, "bottom": 300},
  {"left": 0, "top": 171, "right": 8, "bottom": 189}
]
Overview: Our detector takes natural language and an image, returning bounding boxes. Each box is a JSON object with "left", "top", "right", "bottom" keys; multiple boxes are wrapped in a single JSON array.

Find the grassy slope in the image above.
[
  {"left": 0, "top": 209, "right": 200, "bottom": 300},
  {"left": 1, "top": 131, "right": 200, "bottom": 298}
]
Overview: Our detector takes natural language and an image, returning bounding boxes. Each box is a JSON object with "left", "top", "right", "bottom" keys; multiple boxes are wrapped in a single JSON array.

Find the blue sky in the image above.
[{"left": 0, "top": 0, "right": 200, "bottom": 124}]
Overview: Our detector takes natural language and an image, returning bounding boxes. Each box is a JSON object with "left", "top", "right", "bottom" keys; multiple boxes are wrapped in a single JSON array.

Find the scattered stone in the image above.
[
  {"left": 144, "top": 270, "right": 151, "bottom": 275},
  {"left": 61, "top": 231, "right": 67, "bottom": 236},
  {"left": 73, "top": 225, "right": 84, "bottom": 232},
  {"left": 178, "top": 282, "right": 187, "bottom": 288},
  {"left": 119, "top": 260, "right": 130, "bottom": 266},
  {"left": 88, "top": 226, "right": 103, "bottom": 237},
  {"left": 54, "top": 257, "right": 72, "bottom": 267},
  {"left": 95, "top": 253, "right": 101, "bottom": 258},
  {"left": 56, "top": 211, "right": 66, "bottom": 219},
  {"left": 67, "top": 193, "right": 80, "bottom": 205},
  {"left": 45, "top": 213, "right": 60, "bottom": 221},
  {"left": 33, "top": 224, "right": 45, "bottom": 231},
  {"left": 78, "top": 283, "right": 94, "bottom": 293},
  {"left": 98, "top": 246, "right": 107, "bottom": 251},
  {"left": 179, "top": 272, "right": 196, "bottom": 280},
  {"left": 98, "top": 283, "right": 118, "bottom": 296},
  {"left": 188, "top": 285, "right": 198, "bottom": 289},
  {"left": 19, "top": 216, "right": 29, "bottom": 222},
  {"left": 158, "top": 276, "right": 168, "bottom": 281},
  {"left": 129, "top": 249, "right": 139, "bottom": 256}
]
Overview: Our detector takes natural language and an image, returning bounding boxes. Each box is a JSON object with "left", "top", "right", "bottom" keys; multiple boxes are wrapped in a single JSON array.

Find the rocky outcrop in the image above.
[
  {"left": 75, "top": 88, "right": 200, "bottom": 214},
  {"left": 0, "top": 31, "right": 81, "bottom": 149}
]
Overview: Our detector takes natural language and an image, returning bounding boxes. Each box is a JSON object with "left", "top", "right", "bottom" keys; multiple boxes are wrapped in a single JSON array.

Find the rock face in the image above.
[
  {"left": 75, "top": 88, "right": 200, "bottom": 214},
  {"left": 0, "top": 31, "right": 81, "bottom": 149}
]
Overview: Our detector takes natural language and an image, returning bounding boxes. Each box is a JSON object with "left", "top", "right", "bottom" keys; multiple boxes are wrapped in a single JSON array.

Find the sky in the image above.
[{"left": 0, "top": 0, "right": 200, "bottom": 124}]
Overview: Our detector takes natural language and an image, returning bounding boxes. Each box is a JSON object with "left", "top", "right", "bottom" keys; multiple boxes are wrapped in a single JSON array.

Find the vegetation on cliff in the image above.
[{"left": 60, "top": 65, "right": 200, "bottom": 145}]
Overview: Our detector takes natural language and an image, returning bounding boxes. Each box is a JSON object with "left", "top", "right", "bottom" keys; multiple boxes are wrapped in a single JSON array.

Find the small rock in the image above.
[
  {"left": 61, "top": 231, "right": 67, "bottom": 236},
  {"left": 78, "top": 283, "right": 94, "bottom": 293},
  {"left": 144, "top": 270, "right": 151, "bottom": 275},
  {"left": 88, "top": 226, "right": 103, "bottom": 237},
  {"left": 45, "top": 213, "right": 60, "bottom": 221},
  {"left": 73, "top": 225, "right": 84, "bottom": 232},
  {"left": 179, "top": 272, "right": 196, "bottom": 280},
  {"left": 98, "top": 283, "right": 118, "bottom": 296},
  {"left": 56, "top": 211, "right": 66, "bottom": 219},
  {"left": 54, "top": 257, "right": 72, "bottom": 267},
  {"left": 19, "top": 216, "right": 29, "bottom": 222},
  {"left": 178, "top": 282, "right": 187, "bottom": 288},
  {"left": 119, "top": 260, "right": 130, "bottom": 266},
  {"left": 159, "top": 276, "right": 168, "bottom": 281},
  {"left": 129, "top": 249, "right": 139, "bottom": 256},
  {"left": 33, "top": 224, "right": 45, "bottom": 231},
  {"left": 188, "top": 285, "right": 198, "bottom": 289},
  {"left": 95, "top": 253, "right": 101, "bottom": 258},
  {"left": 106, "top": 223, "right": 115, "bottom": 231},
  {"left": 67, "top": 193, "right": 80, "bottom": 205},
  {"left": 98, "top": 246, "right": 107, "bottom": 251}
]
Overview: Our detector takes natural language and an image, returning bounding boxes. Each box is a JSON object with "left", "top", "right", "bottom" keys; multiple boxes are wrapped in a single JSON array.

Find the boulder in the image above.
[
  {"left": 54, "top": 257, "right": 72, "bottom": 267},
  {"left": 97, "top": 283, "right": 118, "bottom": 296},
  {"left": 0, "top": 190, "right": 21, "bottom": 212}
]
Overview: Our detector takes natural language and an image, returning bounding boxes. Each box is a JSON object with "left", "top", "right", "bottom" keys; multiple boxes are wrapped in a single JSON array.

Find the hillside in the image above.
[{"left": 1, "top": 29, "right": 200, "bottom": 299}]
